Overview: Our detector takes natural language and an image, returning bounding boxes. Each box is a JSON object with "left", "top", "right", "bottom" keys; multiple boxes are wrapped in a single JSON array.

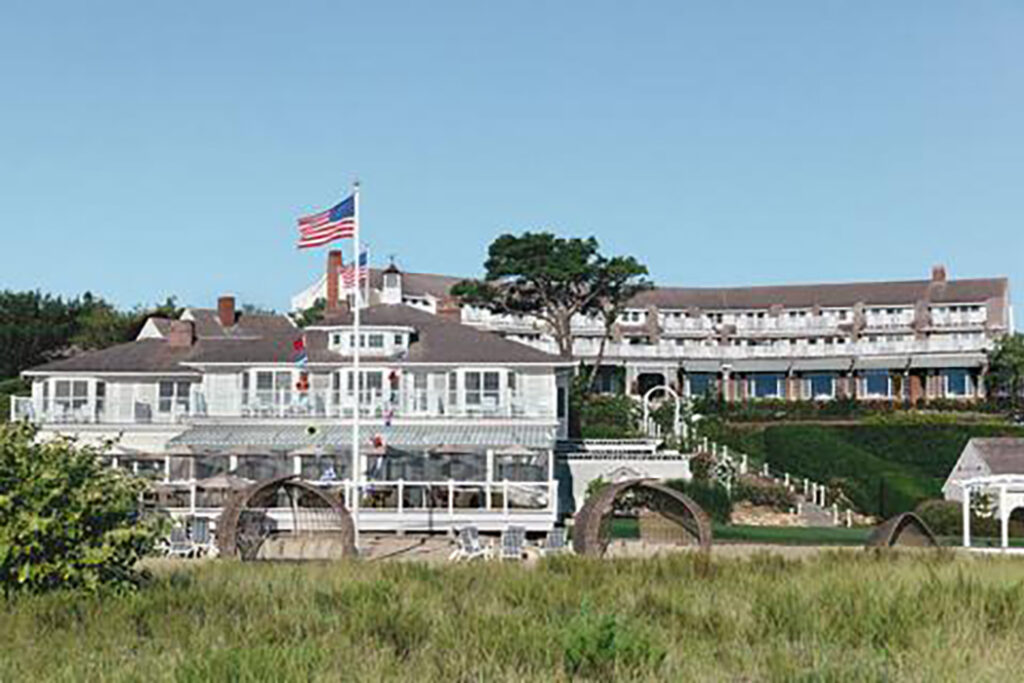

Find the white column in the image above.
[
  {"left": 962, "top": 485, "right": 971, "bottom": 549},
  {"left": 1000, "top": 485, "right": 1009, "bottom": 550}
]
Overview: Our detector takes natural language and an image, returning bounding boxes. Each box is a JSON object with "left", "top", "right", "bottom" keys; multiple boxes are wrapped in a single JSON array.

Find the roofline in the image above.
[
  {"left": 180, "top": 361, "right": 572, "bottom": 368},
  {"left": 22, "top": 370, "right": 202, "bottom": 377}
]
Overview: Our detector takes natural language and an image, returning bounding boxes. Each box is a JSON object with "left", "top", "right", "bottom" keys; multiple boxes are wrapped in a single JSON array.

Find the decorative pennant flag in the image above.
[
  {"left": 292, "top": 336, "right": 308, "bottom": 367},
  {"left": 296, "top": 194, "right": 355, "bottom": 249}
]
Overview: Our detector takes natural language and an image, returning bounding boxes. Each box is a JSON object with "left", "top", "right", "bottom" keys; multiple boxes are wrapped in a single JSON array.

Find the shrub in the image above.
[
  {"left": 0, "top": 423, "right": 161, "bottom": 594},
  {"left": 562, "top": 605, "right": 666, "bottom": 679},
  {"left": 578, "top": 394, "right": 639, "bottom": 439},
  {"left": 915, "top": 499, "right": 999, "bottom": 538},
  {"left": 732, "top": 475, "right": 797, "bottom": 512},
  {"left": 663, "top": 478, "right": 732, "bottom": 524}
]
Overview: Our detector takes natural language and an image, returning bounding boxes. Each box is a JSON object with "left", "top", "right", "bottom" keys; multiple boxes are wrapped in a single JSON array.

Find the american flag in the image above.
[
  {"left": 296, "top": 194, "right": 355, "bottom": 249},
  {"left": 341, "top": 249, "right": 369, "bottom": 289}
]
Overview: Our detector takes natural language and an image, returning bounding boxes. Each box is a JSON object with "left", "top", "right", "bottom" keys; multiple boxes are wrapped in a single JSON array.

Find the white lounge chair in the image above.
[
  {"left": 541, "top": 527, "right": 571, "bottom": 556},
  {"left": 165, "top": 526, "right": 196, "bottom": 559},
  {"left": 499, "top": 525, "right": 526, "bottom": 561},
  {"left": 448, "top": 526, "right": 489, "bottom": 562}
]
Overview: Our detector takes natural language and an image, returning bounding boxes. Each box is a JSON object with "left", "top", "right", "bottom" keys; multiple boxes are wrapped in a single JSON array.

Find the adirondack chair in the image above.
[
  {"left": 165, "top": 526, "right": 196, "bottom": 559},
  {"left": 190, "top": 517, "right": 216, "bottom": 557},
  {"left": 448, "top": 526, "right": 489, "bottom": 562},
  {"left": 541, "top": 527, "right": 570, "bottom": 556},
  {"left": 499, "top": 525, "right": 526, "bottom": 561}
]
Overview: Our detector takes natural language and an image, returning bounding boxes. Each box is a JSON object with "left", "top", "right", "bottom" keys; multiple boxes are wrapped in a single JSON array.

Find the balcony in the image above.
[
  {"left": 11, "top": 389, "right": 553, "bottom": 425},
  {"left": 223, "top": 389, "right": 548, "bottom": 421},
  {"left": 9, "top": 396, "right": 192, "bottom": 425},
  {"left": 567, "top": 336, "right": 992, "bottom": 361}
]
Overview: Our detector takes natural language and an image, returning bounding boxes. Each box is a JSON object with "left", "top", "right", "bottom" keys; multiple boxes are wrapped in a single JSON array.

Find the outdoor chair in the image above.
[
  {"left": 541, "top": 527, "right": 571, "bottom": 556},
  {"left": 165, "top": 526, "right": 197, "bottom": 559},
  {"left": 499, "top": 525, "right": 527, "bottom": 561},
  {"left": 190, "top": 517, "right": 216, "bottom": 558},
  {"left": 448, "top": 526, "right": 489, "bottom": 562}
]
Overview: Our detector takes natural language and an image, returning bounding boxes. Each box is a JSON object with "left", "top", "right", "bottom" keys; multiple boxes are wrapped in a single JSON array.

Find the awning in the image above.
[
  {"left": 854, "top": 356, "right": 910, "bottom": 370},
  {"left": 681, "top": 360, "right": 721, "bottom": 373},
  {"left": 727, "top": 359, "right": 793, "bottom": 373},
  {"left": 910, "top": 355, "right": 986, "bottom": 369},
  {"left": 791, "top": 358, "right": 854, "bottom": 372},
  {"left": 169, "top": 424, "right": 557, "bottom": 451}
]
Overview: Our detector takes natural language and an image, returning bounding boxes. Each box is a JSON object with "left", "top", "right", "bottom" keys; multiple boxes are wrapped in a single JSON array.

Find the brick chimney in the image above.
[
  {"left": 931, "top": 264, "right": 947, "bottom": 283},
  {"left": 326, "top": 250, "right": 343, "bottom": 313},
  {"left": 217, "top": 295, "right": 236, "bottom": 328},
  {"left": 168, "top": 320, "right": 194, "bottom": 348}
]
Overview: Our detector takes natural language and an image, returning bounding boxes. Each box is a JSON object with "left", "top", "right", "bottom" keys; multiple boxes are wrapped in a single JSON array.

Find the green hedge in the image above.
[
  {"left": 834, "top": 424, "right": 1024, "bottom": 479},
  {"left": 761, "top": 426, "right": 939, "bottom": 517},
  {"left": 663, "top": 479, "right": 732, "bottom": 524}
]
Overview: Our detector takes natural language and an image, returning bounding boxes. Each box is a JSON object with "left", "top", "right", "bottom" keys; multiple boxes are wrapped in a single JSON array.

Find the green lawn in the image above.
[{"left": 4, "top": 554, "right": 1024, "bottom": 681}]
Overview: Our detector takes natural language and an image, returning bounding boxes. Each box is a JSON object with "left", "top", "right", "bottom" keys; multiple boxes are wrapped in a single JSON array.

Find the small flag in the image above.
[
  {"left": 293, "top": 336, "right": 308, "bottom": 366},
  {"left": 296, "top": 194, "right": 355, "bottom": 249},
  {"left": 341, "top": 249, "right": 369, "bottom": 289}
]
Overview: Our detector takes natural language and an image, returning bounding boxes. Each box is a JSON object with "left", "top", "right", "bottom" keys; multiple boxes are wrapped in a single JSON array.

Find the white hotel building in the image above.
[
  {"left": 15, "top": 266, "right": 573, "bottom": 534},
  {"left": 296, "top": 263, "right": 1012, "bottom": 404}
]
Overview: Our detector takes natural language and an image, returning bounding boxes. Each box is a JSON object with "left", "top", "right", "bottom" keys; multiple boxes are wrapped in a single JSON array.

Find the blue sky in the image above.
[{"left": 1, "top": 2, "right": 1022, "bottom": 314}]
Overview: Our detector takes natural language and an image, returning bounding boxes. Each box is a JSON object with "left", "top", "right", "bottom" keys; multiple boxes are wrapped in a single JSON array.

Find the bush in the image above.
[
  {"left": 562, "top": 605, "right": 666, "bottom": 679},
  {"left": 663, "top": 478, "right": 732, "bottom": 524},
  {"left": 914, "top": 499, "right": 999, "bottom": 538},
  {"left": 577, "top": 394, "right": 640, "bottom": 439},
  {"left": 732, "top": 475, "right": 797, "bottom": 512},
  {"left": 0, "top": 423, "right": 161, "bottom": 594}
]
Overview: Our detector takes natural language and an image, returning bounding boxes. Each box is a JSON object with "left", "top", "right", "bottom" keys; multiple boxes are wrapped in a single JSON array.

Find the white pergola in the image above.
[{"left": 960, "top": 474, "right": 1024, "bottom": 552}]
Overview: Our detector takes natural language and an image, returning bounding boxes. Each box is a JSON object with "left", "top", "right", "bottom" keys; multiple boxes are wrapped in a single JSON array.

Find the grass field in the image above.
[{"left": 4, "top": 552, "right": 1024, "bottom": 681}]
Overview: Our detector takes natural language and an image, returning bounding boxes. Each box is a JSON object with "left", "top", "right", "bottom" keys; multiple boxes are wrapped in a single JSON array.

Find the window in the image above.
[
  {"left": 255, "top": 371, "right": 274, "bottom": 404},
  {"left": 95, "top": 381, "right": 106, "bottom": 419},
  {"left": 53, "top": 380, "right": 89, "bottom": 414},
  {"left": 241, "top": 372, "right": 250, "bottom": 405},
  {"left": 944, "top": 369, "right": 970, "bottom": 396},
  {"left": 158, "top": 381, "right": 191, "bottom": 413},
  {"left": 464, "top": 371, "right": 500, "bottom": 407},
  {"left": 394, "top": 334, "right": 404, "bottom": 346},
  {"left": 752, "top": 374, "right": 782, "bottom": 398},
  {"left": 807, "top": 373, "right": 835, "bottom": 399},
  {"left": 557, "top": 386, "right": 566, "bottom": 419},
  {"left": 688, "top": 373, "right": 716, "bottom": 397},
  {"left": 331, "top": 333, "right": 343, "bottom": 347},
  {"left": 862, "top": 370, "right": 890, "bottom": 397},
  {"left": 367, "top": 334, "right": 384, "bottom": 349}
]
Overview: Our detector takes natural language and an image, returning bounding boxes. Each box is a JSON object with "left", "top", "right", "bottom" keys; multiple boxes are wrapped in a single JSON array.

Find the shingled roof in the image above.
[
  {"left": 967, "top": 438, "right": 1024, "bottom": 475},
  {"left": 25, "top": 303, "right": 563, "bottom": 374},
  {"left": 313, "top": 304, "right": 565, "bottom": 364},
  {"left": 629, "top": 277, "right": 1008, "bottom": 311},
  {"left": 25, "top": 339, "right": 201, "bottom": 374}
]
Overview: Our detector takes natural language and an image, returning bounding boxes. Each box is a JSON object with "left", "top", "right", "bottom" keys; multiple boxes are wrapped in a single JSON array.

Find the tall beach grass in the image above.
[{"left": 2, "top": 551, "right": 1024, "bottom": 681}]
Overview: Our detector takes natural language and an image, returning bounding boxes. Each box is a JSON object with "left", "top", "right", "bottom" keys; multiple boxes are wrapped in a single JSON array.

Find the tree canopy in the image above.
[
  {"left": 451, "top": 232, "right": 651, "bottom": 357},
  {"left": 987, "top": 333, "right": 1024, "bottom": 409},
  {"left": 0, "top": 290, "right": 181, "bottom": 379}
]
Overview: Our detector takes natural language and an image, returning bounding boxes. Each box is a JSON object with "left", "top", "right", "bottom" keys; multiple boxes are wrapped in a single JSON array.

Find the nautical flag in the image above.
[
  {"left": 293, "top": 336, "right": 308, "bottom": 366},
  {"left": 296, "top": 194, "right": 355, "bottom": 249},
  {"left": 341, "top": 249, "right": 369, "bottom": 289}
]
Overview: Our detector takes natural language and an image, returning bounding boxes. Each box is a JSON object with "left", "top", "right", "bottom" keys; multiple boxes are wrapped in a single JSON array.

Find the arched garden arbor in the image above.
[
  {"left": 572, "top": 478, "right": 712, "bottom": 556},
  {"left": 217, "top": 475, "right": 356, "bottom": 560}
]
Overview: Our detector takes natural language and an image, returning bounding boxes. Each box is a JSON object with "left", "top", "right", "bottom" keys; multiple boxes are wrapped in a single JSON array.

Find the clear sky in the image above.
[{"left": 2, "top": 2, "right": 1022, "bottom": 314}]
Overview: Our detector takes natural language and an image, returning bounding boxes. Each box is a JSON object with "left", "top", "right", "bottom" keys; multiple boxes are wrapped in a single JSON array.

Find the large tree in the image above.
[
  {"left": 451, "top": 232, "right": 651, "bottom": 365},
  {"left": 987, "top": 333, "right": 1024, "bottom": 409}
]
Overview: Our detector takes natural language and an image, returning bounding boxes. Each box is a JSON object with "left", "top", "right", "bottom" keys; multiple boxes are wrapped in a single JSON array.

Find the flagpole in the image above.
[{"left": 351, "top": 180, "right": 361, "bottom": 552}]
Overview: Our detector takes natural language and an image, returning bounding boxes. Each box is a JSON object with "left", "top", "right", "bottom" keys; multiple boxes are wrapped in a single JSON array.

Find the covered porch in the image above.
[{"left": 159, "top": 423, "right": 559, "bottom": 533}]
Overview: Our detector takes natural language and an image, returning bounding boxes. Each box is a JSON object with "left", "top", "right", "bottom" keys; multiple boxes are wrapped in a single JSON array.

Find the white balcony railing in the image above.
[{"left": 227, "top": 389, "right": 545, "bottom": 420}]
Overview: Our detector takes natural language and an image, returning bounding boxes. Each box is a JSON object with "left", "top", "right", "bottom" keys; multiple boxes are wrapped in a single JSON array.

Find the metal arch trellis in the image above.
[
  {"left": 217, "top": 474, "right": 357, "bottom": 560},
  {"left": 572, "top": 478, "right": 713, "bottom": 556}
]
